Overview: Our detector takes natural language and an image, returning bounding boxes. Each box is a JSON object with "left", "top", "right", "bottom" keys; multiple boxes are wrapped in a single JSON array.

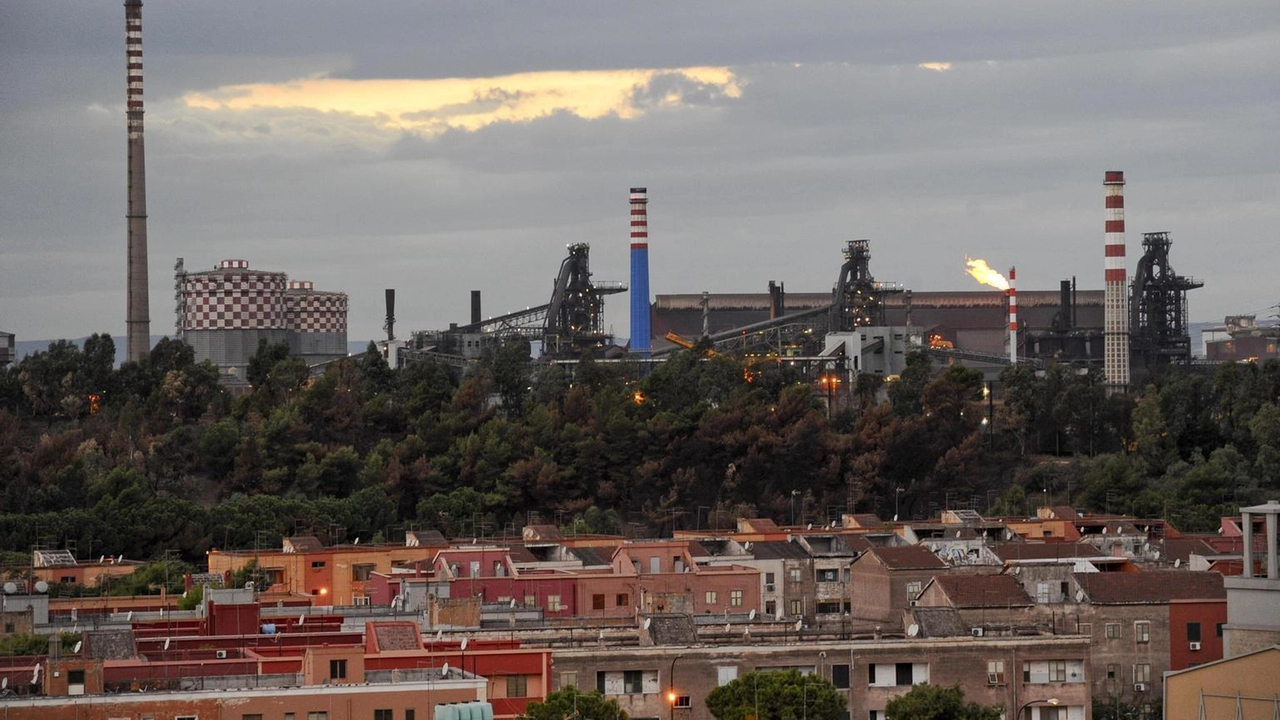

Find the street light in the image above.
[
  {"left": 1016, "top": 697, "right": 1059, "bottom": 720},
  {"left": 668, "top": 653, "right": 685, "bottom": 720},
  {"left": 894, "top": 487, "right": 905, "bottom": 522}
]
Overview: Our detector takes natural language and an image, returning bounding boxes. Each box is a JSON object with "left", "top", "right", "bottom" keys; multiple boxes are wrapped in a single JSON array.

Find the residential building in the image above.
[{"left": 848, "top": 545, "right": 949, "bottom": 625}]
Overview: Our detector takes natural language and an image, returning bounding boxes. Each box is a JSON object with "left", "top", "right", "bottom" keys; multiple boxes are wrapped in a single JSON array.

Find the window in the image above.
[
  {"left": 329, "top": 659, "right": 347, "bottom": 680},
  {"left": 548, "top": 595, "right": 563, "bottom": 612},
  {"left": 407, "top": 711, "right": 416, "bottom": 720},
  {"left": 987, "top": 660, "right": 1005, "bottom": 685},
  {"left": 524, "top": 594, "right": 536, "bottom": 607},
  {"left": 765, "top": 601, "right": 777, "bottom": 616},
  {"left": 61, "top": 576, "right": 76, "bottom": 584},
  {"left": 817, "top": 569, "right": 839, "bottom": 582},
  {"left": 507, "top": 674, "right": 528, "bottom": 698},
  {"left": 789, "top": 599, "right": 803, "bottom": 616},
  {"left": 68, "top": 669, "right": 85, "bottom": 684},
  {"left": 706, "top": 590, "right": 719, "bottom": 604},
  {"left": 352, "top": 563, "right": 375, "bottom": 581},
  {"left": 895, "top": 663, "right": 913, "bottom": 687},
  {"left": 352, "top": 595, "right": 370, "bottom": 606},
  {"left": 469, "top": 561, "right": 481, "bottom": 577},
  {"left": 765, "top": 572, "right": 776, "bottom": 591},
  {"left": 906, "top": 581, "right": 922, "bottom": 601},
  {"left": 1187, "top": 622, "right": 1202, "bottom": 643},
  {"left": 730, "top": 589, "right": 744, "bottom": 606},
  {"left": 592, "top": 594, "right": 605, "bottom": 610},
  {"left": 789, "top": 567, "right": 803, "bottom": 583},
  {"left": 616, "top": 593, "right": 629, "bottom": 607},
  {"left": 718, "top": 666, "right": 739, "bottom": 686},
  {"left": 817, "top": 601, "right": 842, "bottom": 614},
  {"left": 1107, "top": 664, "right": 1120, "bottom": 681},
  {"left": 1079, "top": 622, "right": 1092, "bottom": 636},
  {"left": 650, "top": 557, "right": 661, "bottom": 574},
  {"left": 308, "top": 713, "right": 329, "bottom": 720},
  {"left": 1216, "top": 623, "right": 1225, "bottom": 638},
  {"left": 311, "top": 561, "right": 326, "bottom": 569},
  {"left": 623, "top": 670, "right": 644, "bottom": 694},
  {"left": 1135, "top": 621, "right": 1150, "bottom": 643},
  {"left": 1106, "top": 623, "right": 1121, "bottom": 639},
  {"left": 1043, "top": 709, "right": 1067, "bottom": 720},
  {"left": 242, "top": 715, "right": 263, "bottom": 720},
  {"left": 285, "top": 715, "right": 296, "bottom": 720},
  {"left": 1036, "top": 582, "right": 1051, "bottom": 604},
  {"left": 375, "top": 711, "right": 393, "bottom": 720},
  {"left": 832, "top": 664, "right": 850, "bottom": 689},
  {"left": 1133, "top": 664, "right": 1151, "bottom": 683},
  {"left": 561, "top": 672, "right": 577, "bottom": 689},
  {"left": 1048, "top": 660, "right": 1067, "bottom": 682},
  {"left": 674, "top": 695, "right": 691, "bottom": 709}
]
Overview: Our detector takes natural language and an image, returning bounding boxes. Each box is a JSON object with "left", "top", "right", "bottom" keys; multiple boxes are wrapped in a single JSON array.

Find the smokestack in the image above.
[
  {"left": 1059, "top": 280, "right": 1072, "bottom": 330},
  {"left": 384, "top": 289, "right": 395, "bottom": 341},
  {"left": 125, "top": 0, "right": 151, "bottom": 363},
  {"left": 1008, "top": 267, "right": 1017, "bottom": 365},
  {"left": 629, "top": 188, "right": 651, "bottom": 356},
  {"left": 470, "top": 290, "right": 482, "bottom": 325},
  {"left": 1104, "top": 171, "right": 1129, "bottom": 391}
]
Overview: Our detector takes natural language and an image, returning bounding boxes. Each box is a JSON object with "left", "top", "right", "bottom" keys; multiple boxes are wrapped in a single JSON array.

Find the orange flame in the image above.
[{"left": 964, "top": 257, "right": 1009, "bottom": 290}]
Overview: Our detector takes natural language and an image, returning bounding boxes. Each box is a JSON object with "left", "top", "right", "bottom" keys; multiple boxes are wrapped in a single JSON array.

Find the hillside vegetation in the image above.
[{"left": 1, "top": 335, "right": 1277, "bottom": 562}]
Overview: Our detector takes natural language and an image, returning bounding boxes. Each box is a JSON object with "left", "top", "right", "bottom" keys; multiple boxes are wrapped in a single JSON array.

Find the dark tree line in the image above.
[{"left": 2, "top": 334, "right": 1278, "bottom": 563}]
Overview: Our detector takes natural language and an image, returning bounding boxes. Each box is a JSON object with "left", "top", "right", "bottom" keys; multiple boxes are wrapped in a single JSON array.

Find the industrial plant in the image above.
[{"left": 108, "top": 1, "right": 1226, "bottom": 392}]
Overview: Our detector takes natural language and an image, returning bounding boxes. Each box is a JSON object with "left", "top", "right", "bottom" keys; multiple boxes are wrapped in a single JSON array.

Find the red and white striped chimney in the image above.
[
  {"left": 1008, "top": 266, "right": 1017, "bottom": 365},
  {"left": 1104, "top": 171, "right": 1129, "bottom": 391}
]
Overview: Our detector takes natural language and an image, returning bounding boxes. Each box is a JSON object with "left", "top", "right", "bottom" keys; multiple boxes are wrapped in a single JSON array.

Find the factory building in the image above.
[{"left": 178, "top": 259, "right": 348, "bottom": 381}]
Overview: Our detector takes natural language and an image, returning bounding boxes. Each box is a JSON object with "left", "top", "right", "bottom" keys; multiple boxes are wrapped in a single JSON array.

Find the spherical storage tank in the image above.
[
  {"left": 182, "top": 259, "right": 288, "bottom": 376},
  {"left": 284, "top": 280, "right": 349, "bottom": 365}
]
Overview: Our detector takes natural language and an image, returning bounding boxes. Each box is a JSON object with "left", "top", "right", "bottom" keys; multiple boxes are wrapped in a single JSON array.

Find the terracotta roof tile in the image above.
[
  {"left": 993, "top": 542, "right": 1103, "bottom": 561},
  {"left": 932, "top": 574, "right": 1032, "bottom": 608},
  {"left": 868, "top": 545, "right": 947, "bottom": 570},
  {"left": 1074, "top": 570, "right": 1225, "bottom": 604}
]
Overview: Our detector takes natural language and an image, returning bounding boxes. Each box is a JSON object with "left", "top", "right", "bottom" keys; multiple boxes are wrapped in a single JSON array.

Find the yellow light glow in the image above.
[
  {"left": 182, "top": 66, "right": 741, "bottom": 135},
  {"left": 964, "top": 257, "right": 1010, "bottom": 291}
]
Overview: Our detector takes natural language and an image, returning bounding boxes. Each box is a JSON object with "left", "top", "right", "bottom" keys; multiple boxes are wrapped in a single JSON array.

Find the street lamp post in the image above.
[
  {"left": 667, "top": 653, "right": 685, "bottom": 720},
  {"left": 1016, "top": 697, "right": 1059, "bottom": 720}
]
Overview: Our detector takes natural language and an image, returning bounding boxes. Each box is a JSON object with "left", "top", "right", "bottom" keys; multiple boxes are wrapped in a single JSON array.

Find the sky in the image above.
[{"left": 2, "top": 1, "right": 1278, "bottom": 345}]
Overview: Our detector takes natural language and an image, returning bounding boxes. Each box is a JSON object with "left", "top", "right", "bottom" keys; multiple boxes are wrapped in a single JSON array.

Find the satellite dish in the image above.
[
  {"left": 748, "top": 609, "right": 757, "bottom": 621},
  {"left": 1075, "top": 589, "right": 1086, "bottom": 603},
  {"left": 435, "top": 629, "right": 443, "bottom": 641},
  {"left": 725, "top": 623, "right": 731, "bottom": 632},
  {"left": 298, "top": 614, "right": 305, "bottom": 625},
  {"left": 441, "top": 662, "right": 450, "bottom": 677},
  {"left": 34, "top": 581, "right": 48, "bottom": 593},
  {"left": 907, "top": 624, "right": 920, "bottom": 637},
  {"left": 643, "top": 618, "right": 652, "bottom": 630},
  {"left": 510, "top": 598, "right": 517, "bottom": 608},
  {"left": 354, "top": 537, "right": 360, "bottom": 545},
  {"left": 2, "top": 582, "right": 15, "bottom": 594},
  {"left": 126, "top": 611, "right": 133, "bottom": 621},
  {"left": 794, "top": 619, "right": 803, "bottom": 632},
  {"left": 1, "top": 677, "right": 7, "bottom": 690},
  {"left": 73, "top": 641, "right": 82, "bottom": 654},
  {"left": 1174, "top": 558, "right": 1181, "bottom": 568},
  {"left": 893, "top": 514, "right": 899, "bottom": 522},
  {"left": 99, "top": 555, "right": 105, "bottom": 564},
  {"left": 31, "top": 665, "right": 40, "bottom": 684},
  {"left": 163, "top": 638, "right": 171, "bottom": 650},
  {"left": 460, "top": 638, "right": 468, "bottom": 651},
  {"left": 806, "top": 523, "right": 812, "bottom": 530}
]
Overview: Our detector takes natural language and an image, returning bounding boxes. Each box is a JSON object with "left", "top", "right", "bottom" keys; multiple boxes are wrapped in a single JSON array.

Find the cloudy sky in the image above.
[{"left": 3, "top": 1, "right": 1278, "bottom": 345}]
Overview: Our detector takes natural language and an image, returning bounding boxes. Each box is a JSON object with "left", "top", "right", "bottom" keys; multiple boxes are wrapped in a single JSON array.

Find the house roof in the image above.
[
  {"left": 865, "top": 545, "right": 947, "bottom": 570},
  {"left": 748, "top": 540, "right": 811, "bottom": 561},
  {"left": 930, "top": 574, "right": 1032, "bottom": 608},
  {"left": 993, "top": 542, "right": 1103, "bottom": 562},
  {"left": 910, "top": 607, "right": 967, "bottom": 638},
  {"left": 405, "top": 530, "right": 447, "bottom": 547},
  {"left": 1159, "top": 538, "right": 1220, "bottom": 563},
  {"left": 284, "top": 536, "right": 323, "bottom": 553},
  {"left": 843, "top": 513, "right": 886, "bottom": 529},
  {"left": 569, "top": 546, "right": 610, "bottom": 567},
  {"left": 522, "top": 525, "right": 564, "bottom": 542},
  {"left": 1074, "top": 570, "right": 1226, "bottom": 604},
  {"left": 738, "top": 518, "right": 782, "bottom": 533}
]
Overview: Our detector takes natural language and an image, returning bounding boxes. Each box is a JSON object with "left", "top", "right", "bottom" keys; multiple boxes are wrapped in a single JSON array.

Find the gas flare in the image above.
[{"left": 964, "top": 257, "right": 1009, "bottom": 290}]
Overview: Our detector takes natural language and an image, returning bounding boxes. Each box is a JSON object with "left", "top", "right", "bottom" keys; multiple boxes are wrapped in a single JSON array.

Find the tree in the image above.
[
  {"left": 706, "top": 670, "right": 844, "bottom": 720},
  {"left": 521, "top": 687, "right": 627, "bottom": 720},
  {"left": 883, "top": 684, "right": 1001, "bottom": 720}
]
